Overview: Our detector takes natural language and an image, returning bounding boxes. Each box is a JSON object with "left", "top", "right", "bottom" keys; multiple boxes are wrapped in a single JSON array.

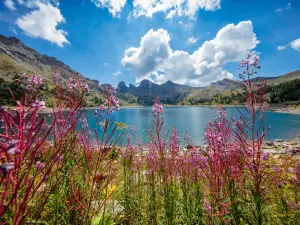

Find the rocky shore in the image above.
[
  {"left": 182, "top": 137, "right": 300, "bottom": 159},
  {"left": 267, "top": 104, "right": 300, "bottom": 115},
  {"left": 263, "top": 137, "right": 300, "bottom": 158}
]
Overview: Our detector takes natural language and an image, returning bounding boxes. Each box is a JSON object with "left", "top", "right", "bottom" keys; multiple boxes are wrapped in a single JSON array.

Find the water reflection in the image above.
[{"left": 81, "top": 107, "right": 300, "bottom": 145}]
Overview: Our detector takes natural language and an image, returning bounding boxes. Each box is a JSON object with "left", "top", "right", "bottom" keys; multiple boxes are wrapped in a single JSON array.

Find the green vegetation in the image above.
[
  {"left": 184, "top": 79, "right": 300, "bottom": 106},
  {"left": 268, "top": 78, "right": 300, "bottom": 104}
]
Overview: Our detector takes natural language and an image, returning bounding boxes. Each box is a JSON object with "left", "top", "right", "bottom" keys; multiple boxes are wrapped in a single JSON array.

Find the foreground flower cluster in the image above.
[{"left": 1, "top": 54, "right": 300, "bottom": 224}]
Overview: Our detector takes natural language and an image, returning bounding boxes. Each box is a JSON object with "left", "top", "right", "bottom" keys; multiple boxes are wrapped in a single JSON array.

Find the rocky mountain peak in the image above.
[
  {"left": 139, "top": 79, "right": 152, "bottom": 88},
  {"left": 0, "top": 35, "right": 23, "bottom": 46}
]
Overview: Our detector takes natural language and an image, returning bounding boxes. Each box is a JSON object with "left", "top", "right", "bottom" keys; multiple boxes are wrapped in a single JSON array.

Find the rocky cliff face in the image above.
[{"left": 117, "top": 79, "right": 199, "bottom": 105}]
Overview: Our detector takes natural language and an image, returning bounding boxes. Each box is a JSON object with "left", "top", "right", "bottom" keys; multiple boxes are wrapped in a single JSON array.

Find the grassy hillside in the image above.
[{"left": 0, "top": 35, "right": 136, "bottom": 107}]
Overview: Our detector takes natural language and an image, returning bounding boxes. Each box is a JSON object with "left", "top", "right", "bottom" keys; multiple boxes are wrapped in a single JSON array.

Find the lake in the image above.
[{"left": 83, "top": 106, "right": 300, "bottom": 145}]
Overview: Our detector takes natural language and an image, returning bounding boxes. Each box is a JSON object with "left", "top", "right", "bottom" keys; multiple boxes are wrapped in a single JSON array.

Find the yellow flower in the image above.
[
  {"left": 103, "top": 185, "right": 117, "bottom": 196},
  {"left": 114, "top": 122, "right": 128, "bottom": 130}
]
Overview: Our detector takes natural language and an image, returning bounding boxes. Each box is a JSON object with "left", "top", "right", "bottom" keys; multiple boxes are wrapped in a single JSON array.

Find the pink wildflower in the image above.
[
  {"left": 98, "top": 105, "right": 105, "bottom": 111},
  {"left": 31, "top": 100, "right": 46, "bottom": 109},
  {"left": 152, "top": 98, "right": 163, "bottom": 116},
  {"left": 35, "top": 161, "right": 44, "bottom": 170},
  {"left": 6, "top": 140, "right": 20, "bottom": 155},
  {"left": 22, "top": 73, "right": 28, "bottom": 79}
]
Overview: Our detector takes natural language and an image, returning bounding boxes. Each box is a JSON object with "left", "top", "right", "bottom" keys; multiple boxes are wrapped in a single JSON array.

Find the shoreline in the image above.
[
  {"left": 189, "top": 136, "right": 300, "bottom": 158},
  {"left": 5, "top": 103, "right": 300, "bottom": 115},
  {"left": 266, "top": 104, "right": 300, "bottom": 115}
]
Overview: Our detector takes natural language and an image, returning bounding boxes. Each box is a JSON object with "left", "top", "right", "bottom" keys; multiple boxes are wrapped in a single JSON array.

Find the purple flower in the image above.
[
  {"left": 0, "top": 162, "right": 14, "bottom": 173},
  {"left": 262, "top": 152, "right": 269, "bottom": 161},
  {"left": 204, "top": 199, "right": 212, "bottom": 212},
  {"left": 6, "top": 140, "right": 20, "bottom": 155},
  {"left": 36, "top": 161, "right": 44, "bottom": 170}
]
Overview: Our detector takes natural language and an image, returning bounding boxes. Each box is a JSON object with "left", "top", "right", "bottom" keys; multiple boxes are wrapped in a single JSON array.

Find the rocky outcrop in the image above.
[{"left": 117, "top": 79, "right": 198, "bottom": 105}]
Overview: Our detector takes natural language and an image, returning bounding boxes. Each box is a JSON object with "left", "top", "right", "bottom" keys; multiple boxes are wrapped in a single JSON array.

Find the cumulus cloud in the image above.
[
  {"left": 186, "top": 36, "right": 198, "bottom": 44},
  {"left": 290, "top": 38, "right": 300, "bottom": 52},
  {"left": 122, "top": 21, "right": 259, "bottom": 86},
  {"left": 122, "top": 28, "right": 172, "bottom": 81},
  {"left": 277, "top": 38, "right": 300, "bottom": 52},
  {"left": 3, "top": 0, "right": 16, "bottom": 10},
  {"left": 16, "top": 2, "right": 69, "bottom": 47},
  {"left": 91, "top": 0, "right": 126, "bottom": 17},
  {"left": 90, "top": 0, "right": 221, "bottom": 18}
]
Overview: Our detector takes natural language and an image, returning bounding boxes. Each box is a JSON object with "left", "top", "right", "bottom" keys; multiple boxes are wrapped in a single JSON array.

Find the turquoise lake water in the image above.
[{"left": 83, "top": 107, "right": 300, "bottom": 145}]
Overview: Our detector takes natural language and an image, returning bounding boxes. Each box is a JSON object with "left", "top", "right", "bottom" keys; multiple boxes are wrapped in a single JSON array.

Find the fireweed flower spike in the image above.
[
  {"left": 0, "top": 71, "right": 87, "bottom": 224},
  {"left": 233, "top": 52, "right": 270, "bottom": 225},
  {"left": 152, "top": 98, "right": 164, "bottom": 116},
  {"left": 67, "top": 84, "right": 124, "bottom": 224}
]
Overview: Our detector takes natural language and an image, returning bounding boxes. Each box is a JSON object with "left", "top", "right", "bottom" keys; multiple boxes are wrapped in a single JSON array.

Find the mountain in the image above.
[
  {"left": 117, "top": 78, "right": 243, "bottom": 106},
  {"left": 1, "top": 34, "right": 299, "bottom": 106},
  {"left": 0, "top": 34, "right": 111, "bottom": 106},
  {"left": 268, "top": 70, "right": 300, "bottom": 85},
  {"left": 117, "top": 70, "right": 300, "bottom": 106},
  {"left": 210, "top": 78, "right": 240, "bottom": 91},
  {"left": 117, "top": 79, "right": 198, "bottom": 105}
]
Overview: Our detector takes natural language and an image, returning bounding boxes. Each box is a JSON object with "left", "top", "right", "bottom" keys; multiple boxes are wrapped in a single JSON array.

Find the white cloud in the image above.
[
  {"left": 277, "top": 45, "right": 286, "bottom": 50},
  {"left": 90, "top": 0, "right": 221, "bottom": 18},
  {"left": 186, "top": 36, "right": 198, "bottom": 44},
  {"left": 277, "top": 38, "right": 300, "bottom": 52},
  {"left": 290, "top": 38, "right": 300, "bottom": 52},
  {"left": 122, "top": 28, "right": 172, "bottom": 81},
  {"left": 11, "top": 0, "right": 60, "bottom": 8},
  {"left": 122, "top": 21, "right": 259, "bottom": 86},
  {"left": 113, "top": 71, "right": 121, "bottom": 76},
  {"left": 276, "top": 2, "right": 291, "bottom": 14},
  {"left": 16, "top": 2, "right": 69, "bottom": 47},
  {"left": 91, "top": 0, "right": 126, "bottom": 17},
  {"left": 131, "top": 0, "right": 221, "bottom": 18},
  {"left": 3, "top": 0, "right": 16, "bottom": 11}
]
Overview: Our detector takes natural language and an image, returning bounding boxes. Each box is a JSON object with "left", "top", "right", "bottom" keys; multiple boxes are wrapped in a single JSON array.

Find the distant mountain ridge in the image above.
[
  {"left": 0, "top": 34, "right": 299, "bottom": 106},
  {"left": 118, "top": 79, "right": 199, "bottom": 105},
  {"left": 117, "top": 70, "right": 300, "bottom": 105},
  {"left": 117, "top": 78, "right": 240, "bottom": 105}
]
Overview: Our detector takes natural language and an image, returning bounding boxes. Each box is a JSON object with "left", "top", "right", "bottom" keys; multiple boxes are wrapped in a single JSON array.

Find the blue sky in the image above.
[{"left": 0, "top": 0, "right": 300, "bottom": 87}]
